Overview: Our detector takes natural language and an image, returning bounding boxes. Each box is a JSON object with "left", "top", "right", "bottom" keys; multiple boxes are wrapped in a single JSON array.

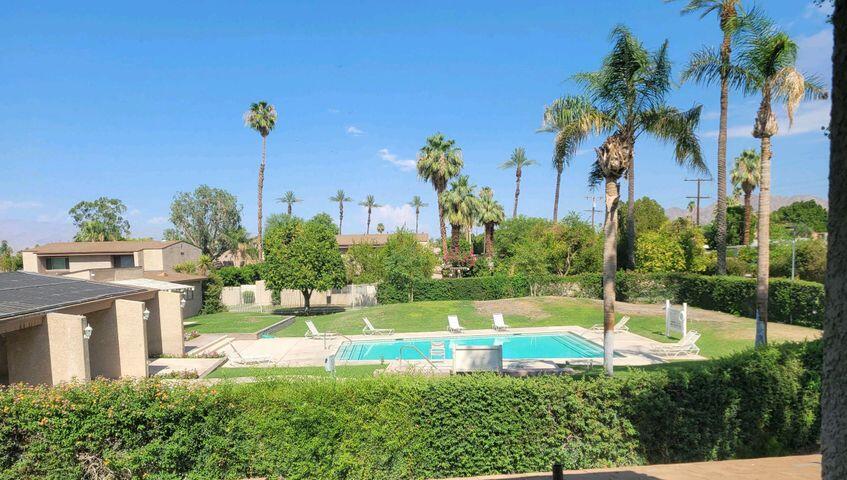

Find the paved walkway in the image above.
[{"left": 435, "top": 455, "right": 821, "bottom": 480}]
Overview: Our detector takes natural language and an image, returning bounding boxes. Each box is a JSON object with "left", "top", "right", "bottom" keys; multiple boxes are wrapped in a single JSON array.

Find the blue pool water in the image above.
[{"left": 337, "top": 332, "right": 604, "bottom": 361}]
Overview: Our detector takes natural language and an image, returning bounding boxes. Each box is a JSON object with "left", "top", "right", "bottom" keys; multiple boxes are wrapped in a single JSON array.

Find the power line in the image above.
[
  {"left": 685, "top": 178, "right": 712, "bottom": 226},
  {"left": 584, "top": 196, "right": 600, "bottom": 229}
]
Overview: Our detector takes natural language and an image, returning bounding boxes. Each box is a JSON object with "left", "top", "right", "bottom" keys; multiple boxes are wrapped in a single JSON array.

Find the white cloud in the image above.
[
  {"left": 346, "top": 125, "right": 364, "bottom": 136},
  {"left": 704, "top": 102, "right": 830, "bottom": 139},
  {"left": 378, "top": 148, "right": 417, "bottom": 171},
  {"left": 370, "top": 204, "right": 417, "bottom": 231},
  {"left": 147, "top": 216, "right": 168, "bottom": 225},
  {"left": 128, "top": 208, "right": 141, "bottom": 216},
  {"left": 0, "top": 200, "right": 41, "bottom": 211}
]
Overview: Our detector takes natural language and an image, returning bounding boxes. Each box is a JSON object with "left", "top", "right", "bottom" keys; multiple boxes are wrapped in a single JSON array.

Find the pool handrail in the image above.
[{"left": 398, "top": 344, "right": 440, "bottom": 371}]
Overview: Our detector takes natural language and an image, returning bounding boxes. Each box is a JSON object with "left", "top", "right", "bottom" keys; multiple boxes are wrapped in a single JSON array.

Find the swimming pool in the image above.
[{"left": 336, "top": 332, "right": 604, "bottom": 361}]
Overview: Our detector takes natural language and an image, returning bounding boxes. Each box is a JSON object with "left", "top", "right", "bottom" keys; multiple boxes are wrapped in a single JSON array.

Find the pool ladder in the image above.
[{"left": 398, "top": 344, "right": 441, "bottom": 372}]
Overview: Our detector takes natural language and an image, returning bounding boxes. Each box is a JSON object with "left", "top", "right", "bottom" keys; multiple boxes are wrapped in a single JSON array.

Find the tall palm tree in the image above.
[
  {"left": 277, "top": 190, "right": 301, "bottom": 216},
  {"left": 540, "top": 98, "right": 595, "bottom": 223},
  {"left": 440, "top": 175, "right": 478, "bottom": 253},
  {"left": 243, "top": 101, "right": 278, "bottom": 261},
  {"left": 359, "top": 195, "right": 381, "bottom": 234},
  {"left": 499, "top": 147, "right": 536, "bottom": 219},
  {"left": 738, "top": 25, "right": 827, "bottom": 344},
  {"left": 408, "top": 196, "right": 428, "bottom": 234},
  {"left": 329, "top": 189, "right": 352, "bottom": 232},
  {"left": 477, "top": 187, "right": 505, "bottom": 259},
  {"left": 417, "top": 133, "right": 463, "bottom": 259},
  {"left": 730, "top": 148, "right": 760, "bottom": 245},
  {"left": 672, "top": 0, "right": 752, "bottom": 275},
  {"left": 687, "top": 201, "right": 696, "bottom": 222},
  {"left": 574, "top": 26, "right": 707, "bottom": 269}
]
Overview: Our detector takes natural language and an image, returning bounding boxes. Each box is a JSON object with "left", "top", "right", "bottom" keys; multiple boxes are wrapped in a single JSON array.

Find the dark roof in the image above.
[
  {"left": 0, "top": 272, "right": 148, "bottom": 320},
  {"left": 24, "top": 240, "right": 183, "bottom": 255}
]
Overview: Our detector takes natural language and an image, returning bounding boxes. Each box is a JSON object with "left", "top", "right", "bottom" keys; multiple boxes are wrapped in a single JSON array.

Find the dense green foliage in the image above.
[
  {"left": 378, "top": 271, "right": 824, "bottom": 328},
  {"left": 0, "top": 241, "right": 22, "bottom": 272},
  {"left": 0, "top": 342, "right": 821, "bottom": 479},
  {"left": 68, "top": 197, "right": 131, "bottom": 242},
  {"left": 725, "top": 239, "right": 828, "bottom": 283},
  {"left": 217, "top": 263, "right": 265, "bottom": 286},
  {"left": 771, "top": 200, "right": 828, "bottom": 233},
  {"left": 343, "top": 231, "right": 438, "bottom": 291},
  {"left": 164, "top": 185, "right": 244, "bottom": 260}
]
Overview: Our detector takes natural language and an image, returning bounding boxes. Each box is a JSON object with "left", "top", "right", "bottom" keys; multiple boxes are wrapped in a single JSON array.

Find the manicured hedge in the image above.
[
  {"left": 378, "top": 272, "right": 825, "bottom": 329},
  {"left": 0, "top": 342, "right": 822, "bottom": 479}
]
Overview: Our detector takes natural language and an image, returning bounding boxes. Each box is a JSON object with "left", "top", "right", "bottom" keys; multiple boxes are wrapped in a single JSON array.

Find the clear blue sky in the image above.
[{"left": 0, "top": 1, "right": 833, "bottom": 249}]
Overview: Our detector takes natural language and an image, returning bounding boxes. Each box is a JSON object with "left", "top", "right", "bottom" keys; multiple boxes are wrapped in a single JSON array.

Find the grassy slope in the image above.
[{"left": 189, "top": 312, "right": 284, "bottom": 334}]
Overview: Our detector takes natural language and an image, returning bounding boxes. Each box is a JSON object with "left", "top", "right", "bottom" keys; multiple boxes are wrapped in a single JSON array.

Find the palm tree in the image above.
[
  {"left": 408, "top": 196, "right": 428, "bottom": 234},
  {"left": 440, "top": 175, "right": 478, "bottom": 253},
  {"left": 376, "top": 223, "right": 385, "bottom": 234},
  {"left": 738, "top": 25, "right": 827, "bottom": 343},
  {"left": 499, "top": 147, "right": 536, "bottom": 219},
  {"left": 277, "top": 191, "right": 301, "bottom": 216},
  {"left": 574, "top": 26, "right": 707, "bottom": 269},
  {"left": 477, "top": 187, "right": 505, "bottom": 259},
  {"left": 687, "top": 201, "right": 696, "bottom": 221},
  {"left": 540, "top": 98, "right": 595, "bottom": 223},
  {"left": 225, "top": 227, "right": 258, "bottom": 267},
  {"left": 359, "top": 195, "right": 381, "bottom": 234},
  {"left": 672, "top": 0, "right": 753, "bottom": 275},
  {"left": 243, "top": 101, "right": 278, "bottom": 261},
  {"left": 329, "top": 189, "right": 352, "bottom": 232},
  {"left": 416, "top": 133, "right": 463, "bottom": 259},
  {"left": 730, "top": 148, "right": 760, "bottom": 245}
]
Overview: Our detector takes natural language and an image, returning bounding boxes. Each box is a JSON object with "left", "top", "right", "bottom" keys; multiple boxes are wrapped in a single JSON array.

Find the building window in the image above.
[
  {"left": 185, "top": 289, "right": 194, "bottom": 300},
  {"left": 45, "top": 257, "right": 69, "bottom": 270},
  {"left": 112, "top": 255, "right": 135, "bottom": 268}
]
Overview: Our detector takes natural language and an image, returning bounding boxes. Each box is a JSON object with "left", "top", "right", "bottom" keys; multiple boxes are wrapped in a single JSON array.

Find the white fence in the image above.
[{"left": 221, "top": 281, "right": 377, "bottom": 310}]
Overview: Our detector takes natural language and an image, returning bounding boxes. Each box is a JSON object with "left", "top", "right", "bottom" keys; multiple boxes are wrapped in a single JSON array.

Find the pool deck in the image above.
[{"left": 214, "top": 326, "right": 703, "bottom": 370}]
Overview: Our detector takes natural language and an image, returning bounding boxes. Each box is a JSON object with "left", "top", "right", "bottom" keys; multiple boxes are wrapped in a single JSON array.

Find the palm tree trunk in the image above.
[
  {"left": 485, "top": 223, "right": 494, "bottom": 259},
  {"left": 257, "top": 135, "right": 266, "bottom": 261},
  {"left": 626, "top": 152, "right": 636, "bottom": 270},
  {"left": 743, "top": 192, "right": 752, "bottom": 245},
  {"left": 513, "top": 168, "right": 521, "bottom": 219},
  {"left": 415, "top": 208, "right": 420, "bottom": 234},
  {"left": 715, "top": 32, "right": 731, "bottom": 275},
  {"left": 339, "top": 203, "right": 344, "bottom": 231},
  {"left": 756, "top": 133, "right": 772, "bottom": 346},
  {"left": 602, "top": 176, "right": 620, "bottom": 377},
  {"left": 451, "top": 224, "right": 461, "bottom": 252},
  {"left": 823, "top": 4, "right": 846, "bottom": 476},
  {"left": 552, "top": 167, "right": 562, "bottom": 223},
  {"left": 366, "top": 207, "right": 372, "bottom": 234},
  {"left": 287, "top": 203, "right": 292, "bottom": 216},
  {"left": 437, "top": 192, "right": 448, "bottom": 260}
]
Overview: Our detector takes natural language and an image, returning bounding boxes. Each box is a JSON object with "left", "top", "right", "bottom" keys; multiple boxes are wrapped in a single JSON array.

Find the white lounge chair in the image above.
[
  {"left": 362, "top": 317, "right": 394, "bottom": 335},
  {"left": 447, "top": 315, "right": 465, "bottom": 333},
  {"left": 650, "top": 331, "right": 701, "bottom": 358},
  {"left": 305, "top": 320, "right": 338, "bottom": 340},
  {"left": 223, "top": 343, "right": 272, "bottom": 366},
  {"left": 590, "top": 316, "right": 631, "bottom": 333},
  {"left": 492, "top": 313, "right": 510, "bottom": 331}
]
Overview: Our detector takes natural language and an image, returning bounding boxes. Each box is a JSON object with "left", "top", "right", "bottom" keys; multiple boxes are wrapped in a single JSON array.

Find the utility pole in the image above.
[
  {"left": 685, "top": 178, "right": 712, "bottom": 226},
  {"left": 584, "top": 196, "right": 600, "bottom": 229}
]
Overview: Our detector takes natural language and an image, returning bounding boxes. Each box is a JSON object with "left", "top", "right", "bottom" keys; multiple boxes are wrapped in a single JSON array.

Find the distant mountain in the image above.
[{"left": 665, "top": 195, "right": 828, "bottom": 223}]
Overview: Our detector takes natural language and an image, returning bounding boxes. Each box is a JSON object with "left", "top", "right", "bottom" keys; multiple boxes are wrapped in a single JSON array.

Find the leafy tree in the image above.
[
  {"left": 263, "top": 214, "right": 346, "bottom": 311},
  {"left": 382, "top": 230, "right": 439, "bottom": 302},
  {"left": 635, "top": 230, "right": 686, "bottom": 273},
  {"left": 668, "top": 218, "right": 710, "bottom": 273},
  {"left": 166, "top": 185, "right": 243, "bottom": 260},
  {"left": 544, "top": 213, "right": 603, "bottom": 275},
  {"left": 674, "top": 0, "right": 759, "bottom": 275},
  {"left": 476, "top": 187, "right": 505, "bottom": 260},
  {"left": 0, "top": 241, "right": 22, "bottom": 272},
  {"left": 772, "top": 200, "right": 828, "bottom": 233},
  {"left": 408, "top": 196, "right": 428, "bottom": 234},
  {"left": 329, "top": 189, "right": 352, "bottom": 232},
  {"left": 69, "top": 197, "right": 131, "bottom": 241},
  {"left": 705, "top": 205, "right": 755, "bottom": 247},
  {"left": 277, "top": 191, "right": 301, "bottom": 216},
  {"left": 344, "top": 243, "right": 384, "bottom": 284},
  {"left": 739, "top": 22, "right": 827, "bottom": 340},
  {"left": 493, "top": 216, "right": 551, "bottom": 263},
  {"left": 730, "top": 148, "right": 761, "bottom": 244},
  {"left": 243, "top": 101, "right": 278, "bottom": 261},
  {"left": 618, "top": 197, "right": 669, "bottom": 264},
  {"left": 510, "top": 239, "right": 549, "bottom": 294},
  {"left": 416, "top": 133, "right": 463, "bottom": 258},
  {"left": 499, "top": 147, "right": 536, "bottom": 219},
  {"left": 359, "top": 195, "right": 381, "bottom": 234}
]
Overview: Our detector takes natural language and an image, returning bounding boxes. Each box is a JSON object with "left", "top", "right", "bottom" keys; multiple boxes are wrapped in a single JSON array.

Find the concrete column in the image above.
[
  {"left": 6, "top": 313, "right": 90, "bottom": 385},
  {"left": 146, "top": 291, "right": 184, "bottom": 357},
  {"left": 0, "top": 336, "right": 8, "bottom": 384},
  {"left": 88, "top": 301, "right": 148, "bottom": 379}
]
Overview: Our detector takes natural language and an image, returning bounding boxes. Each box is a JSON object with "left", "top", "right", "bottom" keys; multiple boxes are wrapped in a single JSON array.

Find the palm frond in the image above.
[{"left": 641, "top": 105, "right": 707, "bottom": 173}]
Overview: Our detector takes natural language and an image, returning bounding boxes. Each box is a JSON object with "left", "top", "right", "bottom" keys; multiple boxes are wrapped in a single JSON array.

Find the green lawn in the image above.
[
  {"left": 272, "top": 297, "right": 820, "bottom": 359},
  {"left": 188, "top": 312, "right": 285, "bottom": 334},
  {"left": 206, "top": 364, "right": 386, "bottom": 379}
]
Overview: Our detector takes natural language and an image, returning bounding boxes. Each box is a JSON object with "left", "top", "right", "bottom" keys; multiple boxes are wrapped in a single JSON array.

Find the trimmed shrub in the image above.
[
  {"left": 0, "top": 342, "right": 822, "bottom": 479},
  {"left": 218, "top": 263, "right": 265, "bottom": 287},
  {"left": 377, "top": 276, "right": 531, "bottom": 304},
  {"left": 242, "top": 290, "right": 256, "bottom": 305}
]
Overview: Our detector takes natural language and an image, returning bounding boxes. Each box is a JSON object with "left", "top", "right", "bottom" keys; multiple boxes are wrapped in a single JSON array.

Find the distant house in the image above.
[
  {"left": 335, "top": 233, "right": 430, "bottom": 254},
  {"left": 21, "top": 241, "right": 205, "bottom": 317},
  {"left": 0, "top": 272, "right": 185, "bottom": 385}
]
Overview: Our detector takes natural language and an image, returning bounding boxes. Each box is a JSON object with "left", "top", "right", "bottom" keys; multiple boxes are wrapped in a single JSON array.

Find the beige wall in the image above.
[
  {"left": 146, "top": 291, "right": 184, "bottom": 357},
  {"left": 161, "top": 242, "right": 202, "bottom": 271},
  {"left": 5, "top": 313, "right": 90, "bottom": 385},
  {"left": 178, "top": 280, "right": 203, "bottom": 318},
  {"left": 87, "top": 300, "right": 148, "bottom": 379},
  {"left": 0, "top": 336, "right": 7, "bottom": 383},
  {"left": 22, "top": 251, "right": 38, "bottom": 272},
  {"left": 69, "top": 255, "right": 114, "bottom": 271}
]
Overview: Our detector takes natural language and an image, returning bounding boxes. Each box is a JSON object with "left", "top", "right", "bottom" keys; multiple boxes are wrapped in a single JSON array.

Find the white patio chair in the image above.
[
  {"left": 590, "top": 316, "right": 631, "bottom": 333},
  {"left": 447, "top": 315, "right": 465, "bottom": 333},
  {"left": 362, "top": 317, "right": 394, "bottom": 335},
  {"left": 304, "top": 319, "right": 338, "bottom": 340},
  {"left": 223, "top": 343, "right": 272, "bottom": 366},
  {"left": 492, "top": 313, "right": 510, "bottom": 331},
  {"left": 650, "top": 331, "right": 701, "bottom": 358}
]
